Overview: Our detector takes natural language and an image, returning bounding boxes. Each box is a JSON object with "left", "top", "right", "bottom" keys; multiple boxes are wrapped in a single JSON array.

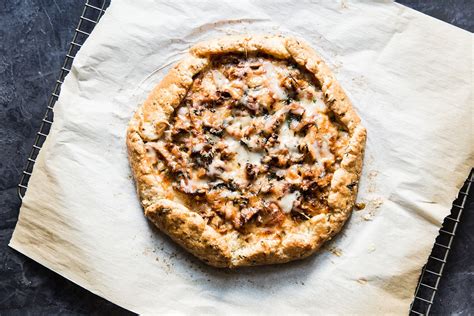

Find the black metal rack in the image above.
[
  {"left": 18, "top": 0, "right": 109, "bottom": 199},
  {"left": 409, "top": 170, "right": 473, "bottom": 315},
  {"left": 16, "top": 1, "right": 473, "bottom": 314}
]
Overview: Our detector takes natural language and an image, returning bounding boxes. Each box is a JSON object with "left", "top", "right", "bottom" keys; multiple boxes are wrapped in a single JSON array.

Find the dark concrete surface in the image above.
[{"left": 0, "top": 0, "right": 472, "bottom": 314}]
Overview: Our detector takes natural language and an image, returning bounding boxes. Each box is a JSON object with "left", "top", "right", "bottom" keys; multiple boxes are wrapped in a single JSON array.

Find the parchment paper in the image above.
[{"left": 10, "top": 0, "right": 473, "bottom": 314}]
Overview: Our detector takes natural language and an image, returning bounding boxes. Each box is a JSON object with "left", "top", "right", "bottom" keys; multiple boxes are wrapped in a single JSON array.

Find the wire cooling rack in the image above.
[
  {"left": 409, "top": 169, "right": 473, "bottom": 315},
  {"left": 16, "top": 1, "right": 473, "bottom": 314},
  {"left": 17, "top": 0, "right": 110, "bottom": 199}
]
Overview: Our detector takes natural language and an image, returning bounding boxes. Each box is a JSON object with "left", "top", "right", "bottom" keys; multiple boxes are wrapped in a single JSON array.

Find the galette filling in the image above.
[{"left": 146, "top": 54, "right": 350, "bottom": 233}]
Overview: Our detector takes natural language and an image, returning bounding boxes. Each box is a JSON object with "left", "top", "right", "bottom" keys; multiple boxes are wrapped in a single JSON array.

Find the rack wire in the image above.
[
  {"left": 409, "top": 169, "right": 473, "bottom": 315},
  {"left": 17, "top": 0, "right": 110, "bottom": 199},
  {"left": 16, "top": 1, "right": 473, "bottom": 314}
]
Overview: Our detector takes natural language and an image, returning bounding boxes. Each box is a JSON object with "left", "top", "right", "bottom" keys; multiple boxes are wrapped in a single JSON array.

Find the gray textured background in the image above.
[{"left": 0, "top": 0, "right": 472, "bottom": 314}]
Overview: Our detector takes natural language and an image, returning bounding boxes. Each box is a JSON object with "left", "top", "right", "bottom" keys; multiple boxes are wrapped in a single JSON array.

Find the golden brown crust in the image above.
[{"left": 127, "top": 34, "right": 366, "bottom": 267}]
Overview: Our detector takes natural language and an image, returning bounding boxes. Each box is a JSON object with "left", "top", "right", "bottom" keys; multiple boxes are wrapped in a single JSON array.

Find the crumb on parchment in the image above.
[
  {"left": 329, "top": 247, "right": 343, "bottom": 257},
  {"left": 367, "top": 170, "right": 379, "bottom": 193},
  {"left": 363, "top": 213, "right": 374, "bottom": 221},
  {"left": 355, "top": 202, "right": 366, "bottom": 210},
  {"left": 357, "top": 278, "right": 368, "bottom": 285},
  {"left": 361, "top": 197, "right": 384, "bottom": 221}
]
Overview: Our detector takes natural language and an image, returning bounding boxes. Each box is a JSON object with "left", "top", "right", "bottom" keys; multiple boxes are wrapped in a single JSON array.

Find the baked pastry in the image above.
[{"left": 126, "top": 35, "right": 366, "bottom": 267}]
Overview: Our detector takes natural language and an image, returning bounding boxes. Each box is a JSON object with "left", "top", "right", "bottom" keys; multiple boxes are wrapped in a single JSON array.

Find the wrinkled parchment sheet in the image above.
[{"left": 10, "top": 0, "right": 473, "bottom": 314}]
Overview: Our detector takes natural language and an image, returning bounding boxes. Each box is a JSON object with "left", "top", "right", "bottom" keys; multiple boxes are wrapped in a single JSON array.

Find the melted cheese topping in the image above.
[
  {"left": 223, "top": 136, "right": 263, "bottom": 165},
  {"left": 279, "top": 191, "right": 300, "bottom": 213},
  {"left": 300, "top": 96, "right": 327, "bottom": 117},
  {"left": 263, "top": 61, "right": 287, "bottom": 100},
  {"left": 146, "top": 54, "right": 349, "bottom": 231},
  {"left": 309, "top": 138, "right": 334, "bottom": 168},
  {"left": 279, "top": 123, "right": 300, "bottom": 153},
  {"left": 226, "top": 116, "right": 254, "bottom": 138},
  {"left": 212, "top": 69, "right": 230, "bottom": 88}
]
